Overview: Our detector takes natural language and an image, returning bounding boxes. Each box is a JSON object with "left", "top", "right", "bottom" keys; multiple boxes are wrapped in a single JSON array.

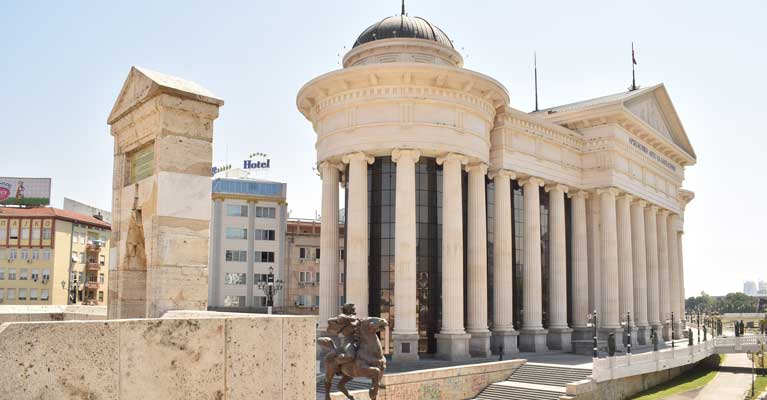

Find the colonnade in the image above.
[{"left": 318, "top": 150, "right": 687, "bottom": 360}]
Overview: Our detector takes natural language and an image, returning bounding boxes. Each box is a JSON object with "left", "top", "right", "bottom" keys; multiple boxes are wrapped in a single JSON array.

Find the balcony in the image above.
[
  {"left": 86, "top": 262, "right": 101, "bottom": 272},
  {"left": 84, "top": 281, "right": 99, "bottom": 290}
]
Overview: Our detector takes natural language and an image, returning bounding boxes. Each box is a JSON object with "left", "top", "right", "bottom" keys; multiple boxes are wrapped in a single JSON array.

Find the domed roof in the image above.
[{"left": 353, "top": 15, "right": 453, "bottom": 49}]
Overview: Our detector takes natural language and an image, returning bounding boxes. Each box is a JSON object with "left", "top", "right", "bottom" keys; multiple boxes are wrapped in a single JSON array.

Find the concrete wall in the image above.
[
  {"left": 330, "top": 359, "right": 525, "bottom": 400},
  {"left": 0, "top": 312, "right": 314, "bottom": 400},
  {"left": 0, "top": 305, "right": 107, "bottom": 324}
]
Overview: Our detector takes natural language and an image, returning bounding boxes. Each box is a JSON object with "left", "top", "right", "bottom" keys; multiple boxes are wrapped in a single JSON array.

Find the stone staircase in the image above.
[{"left": 474, "top": 362, "right": 592, "bottom": 400}]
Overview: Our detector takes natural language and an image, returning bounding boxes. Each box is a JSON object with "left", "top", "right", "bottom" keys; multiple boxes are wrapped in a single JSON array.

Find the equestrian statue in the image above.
[{"left": 318, "top": 303, "right": 388, "bottom": 400}]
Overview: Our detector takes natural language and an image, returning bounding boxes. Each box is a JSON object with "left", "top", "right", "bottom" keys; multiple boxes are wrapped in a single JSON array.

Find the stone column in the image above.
[
  {"left": 391, "top": 149, "right": 420, "bottom": 362},
  {"left": 645, "top": 206, "right": 661, "bottom": 332},
  {"left": 598, "top": 188, "right": 623, "bottom": 350},
  {"left": 678, "top": 231, "right": 686, "bottom": 329},
  {"left": 318, "top": 161, "right": 342, "bottom": 332},
  {"left": 657, "top": 210, "right": 672, "bottom": 341},
  {"left": 667, "top": 214, "right": 681, "bottom": 339},
  {"left": 342, "top": 152, "right": 374, "bottom": 318},
  {"left": 586, "top": 194, "right": 602, "bottom": 319},
  {"left": 435, "top": 153, "right": 471, "bottom": 361},
  {"left": 466, "top": 163, "right": 491, "bottom": 357},
  {"left": 631, "top": 200, "right": 650, "bottom": 344},
  {"left": 519, "top": 177, "right": 548, "bottom": 352},
  {"left": 546, "top": 184, "right": 572, "bottom": 351},
  {"left": 491, "top": 170, "right": 519, "bottom": 354},
  {"left": 616, "top": 193, "right": 634, "bottom": 347},
  {"left": 569, "top": 191, "right": 590, "bottom": 341}
]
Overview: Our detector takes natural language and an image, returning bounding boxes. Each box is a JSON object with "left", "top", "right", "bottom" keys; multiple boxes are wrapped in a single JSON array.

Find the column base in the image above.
[
  {"left": 491, "top": 330, "right": 520, "bottom": 355},
  {"left": 636, "top": 326, "right": 651, "bottom": 345},
  {"left": 392, "top": 333, "right": 420, "bottom": 363},
  {"left": 598, "top": 327, "right": 625, "bottom": 353},
  {"left": 662, "top": 323, "right": 672, "bottom": 341},
  {"left": 468, "top": 330, "right": 492, "bottom": 358},
  {"left": 435, "top": 332, "right": 471, "bottom": 361},
  {"left": 547, "top": 327, "right": 573, "bottom": 352},
  {"left": 572, "top": 326, "right": 593, "bottom": 341},
  {"left": 519, "top": 328, "right": 549, "bottom": 353}
]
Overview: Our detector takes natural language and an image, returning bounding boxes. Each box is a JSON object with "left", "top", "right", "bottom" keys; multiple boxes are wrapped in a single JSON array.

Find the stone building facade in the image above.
[{"left": 297, "top": 14, "right": 696, "bottom": 361}]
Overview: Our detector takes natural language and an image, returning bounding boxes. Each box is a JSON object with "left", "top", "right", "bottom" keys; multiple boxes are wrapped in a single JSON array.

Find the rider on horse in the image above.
[{"left": 332, "top": 303, "right": 360, "bottom": 363}]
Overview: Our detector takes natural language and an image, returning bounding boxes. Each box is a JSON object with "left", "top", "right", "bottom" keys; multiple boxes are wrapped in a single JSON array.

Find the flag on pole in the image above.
[{"left": 632, "top": 43, "right": 637, "bottom": 65}]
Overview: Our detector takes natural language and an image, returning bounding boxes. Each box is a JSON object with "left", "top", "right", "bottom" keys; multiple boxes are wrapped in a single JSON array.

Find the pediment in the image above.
[{"left": 625, "top": 95, "right": 673, "bottom": 141}]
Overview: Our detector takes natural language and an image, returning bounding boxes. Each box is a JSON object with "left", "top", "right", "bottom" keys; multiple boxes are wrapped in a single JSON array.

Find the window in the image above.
[
  {"left": 71, "top": 271, "right": 78, "bottom": 283},
  {"left": 226, "top": 205, "right": 248, "bottom": 217},
  {"left": 42, "top": 228, "right": 51, "bottom": 240},
  {"left": 42, "top": 249, "right": 51, "bottom": 260},
  {"left": 338, "top": 272, "right": 345, "bottom": 284},
  {"left": 338, "top": 296, "right": 345, "bottom": 307},
  {"left": 99, "top": 273, "right": 105, "bottom": 284},
  {"left": 19, "top": 268, "right": 28, "bottom": 280},
  {"left": 10, "top": 226, "right": 19, "bottom": 240},
  {"left": 100, "top": 235, "right": 107, "bottom": 244},
  {"left": 254, "top": 296, "right": 267, "bottom": 307},
  {"left": 79, "top": 232, "right": 86, "bottom": 244},
  {"left": 254, "top": 251, "right": 275, "bottom": 263},
  {"left": 41, "top": 289, "right": 49, "bottom": 300},
  {"left": 0, "top": 226, "right": 5, "bottom": 241},
  {"left": 340, "top": 248, "right": 345, "bottom": 260},
  {"left": 20, "top": 250, "right": 28, "bottom": 260},
  {"left": 7, "top": 288, "right": 15, "bottom": 300},
  {"left": 18, "top": 289, "right": 27, "bottom": 300},
  {"left": 99, "top": 255, "right": 105, "bottom": 266},
  {"left": 315, "top": 272, "right": 320, "bottom": 283},
  {"left": 128, "top": 144, "right": 154, "bottom": 185},
  {"left": 79, "top": 252, "right": 85, "bottom": 264},
  {"left": 87, "top": 233, "right": 99, "bottom": 245},
  {"left": 224, "top": 295, "right": 245, "bottom": 307},
  {"left": 0, "top": 289, "right": 3, "bottom": 301},
  {"left": 254, "top": 229, "right": 275, "bottom": 241},
  {"left": 71, "top": 251, "right": 78, "bottom": 262},
  {"left": 297, "top": 295, "right": 309, "bottom": 307},
  {"left": 255, "top": 206, "right": 276, "bottom": 219},
  {"left": 31, "top": 250, "right": 39, "bottom": 260},
  {"left": 224, "top": 273, "right": 246, "bottom": 285},
  {"left": 78, "top": 272, "right": 84, "bottom": 283},
  {"left": 32, "top": 228, "right": 40, "bottom": 240},
  {"left": 0, "top": 268, "right": 4, "bottom": 280},
  {"left": 31, "top": 269, "right": 39, "bottom": 281},
  {"left": 299, "top": 247, "right": 308, "bottom": 259},
  {"left": 21, "top": 228, "right": 29, "bottom": 240},
  {"left": 254, "top": 273, "right": 267, "bottom": 283},
  {"left": 315, "top": 248, "right": 321, "bottom": 259},
  {"left": 98, "top": 291, "right": 104, "bottom": 302},
  {"left": 0, "top": 249, "right": 4, "bottom": 260},
  {"left": 8, "top": 269, "right": 16, "bottom": 280},
  {"left": 8, "top": 249, "right": 16, "bottom": 260},
  {"left": 299, "top": 271, "right": 313, "bottom": 283},
  {"left": 225, "top": 250, "right": 247, "bottom": 262},
  {"left": 42, "top": 269, "right": 50, "bottom": 282},
  {"left": 29, "top": 289, "right": 38, "bottom": 301},
  {"left": 225, "top": 227, "right": 247, "bottom": 240}
]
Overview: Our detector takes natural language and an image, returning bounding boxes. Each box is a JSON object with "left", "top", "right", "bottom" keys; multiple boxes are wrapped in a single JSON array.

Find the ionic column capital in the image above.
[
  {"left": 488, "top": 169, "right": 516, "bottom": 180},
  {"left": 658, "top": 209, "right": 670, "bottom": 217},
  {"left": 436, "top": 152, "right": 468, "bottom": 166},
  {"left": 391, "top": 148, "right": 421, "bottom": 164},
  {"left": 596, "top": 187, "right": 620, "bottom": 197},
  {"left": 544, "top": 183, "right": 569, "bottom": 194},
  {"left": 567, "top": 190, "right": 589, "bottom": 199},
  {"left": 617, "top": 193, "right": 633, "bottom": 202},
  {"left": 318, "top": 160, "right": 344, "bottom": 178},
  {"left": 342, "top": 151, "right": 374, "bottom": 165},
  {"left": 632, "top": 199, "right": 648, "bottom": 208},
  {"left": 518, "top": 176, "right": 545, "bottom": 187},
  {"left": 465, "top": 162, "right": 488, "bottom": 175},
  {"left": 648, "top": 205, "right": 660, "bottom": 214}
]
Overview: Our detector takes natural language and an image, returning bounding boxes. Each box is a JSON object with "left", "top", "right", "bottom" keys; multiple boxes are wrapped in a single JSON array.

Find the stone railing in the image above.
[
  {"left": 592, "top": 341, "right": 714, "bottom": 382},
  {"left": 713, "top": 334, "right": 766, "bottom": 353}
]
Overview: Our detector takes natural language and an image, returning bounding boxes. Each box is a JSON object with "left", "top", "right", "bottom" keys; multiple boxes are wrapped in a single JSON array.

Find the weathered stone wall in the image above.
[
  {"left": 330, "top": 359, "right": 525, "bottom": 400},
  {"left": 0, "top": 305, "right": 107, "bottom": 324},
  {"left": 0, "top": 312, "right": 314, "bottom": 400}
]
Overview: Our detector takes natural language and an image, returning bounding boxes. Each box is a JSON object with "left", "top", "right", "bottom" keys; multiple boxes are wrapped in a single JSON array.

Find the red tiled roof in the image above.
[{"left": 0, "top": 207, "right": 111, "bottom": 229}]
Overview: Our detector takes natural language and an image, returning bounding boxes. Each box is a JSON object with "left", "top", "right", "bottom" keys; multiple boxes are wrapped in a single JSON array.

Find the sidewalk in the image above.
[{"left": 665, "top": 353, "right": 754, "bottom": 399}]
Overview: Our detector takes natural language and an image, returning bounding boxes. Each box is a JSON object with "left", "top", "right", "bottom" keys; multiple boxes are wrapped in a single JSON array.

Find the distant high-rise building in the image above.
[
  {"left": 758, "top": 281, "right": 767, "bottom": 296},
  {"left": 744, "top": 280, "right": 758, "bottom": 296}
]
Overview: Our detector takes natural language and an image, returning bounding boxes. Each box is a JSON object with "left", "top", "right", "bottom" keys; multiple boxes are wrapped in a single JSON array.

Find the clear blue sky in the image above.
[{"left": 1, "top": 0, "right": 765, "bottom": 296}]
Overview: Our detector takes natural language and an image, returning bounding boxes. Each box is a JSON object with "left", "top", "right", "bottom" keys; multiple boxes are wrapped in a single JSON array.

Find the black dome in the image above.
[{"left": 353, "top": 15, "right": 453, "bottom": 49}]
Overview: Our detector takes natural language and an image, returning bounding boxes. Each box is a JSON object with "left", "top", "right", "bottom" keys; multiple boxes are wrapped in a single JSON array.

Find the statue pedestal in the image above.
[{"left": 392, "top": 333, "right": 420, "bottom": 362}]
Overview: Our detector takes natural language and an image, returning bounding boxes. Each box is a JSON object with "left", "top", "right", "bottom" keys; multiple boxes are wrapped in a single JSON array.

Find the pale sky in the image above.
[{"left": 1, "top": 1, "right": 765, "bottom": 296}]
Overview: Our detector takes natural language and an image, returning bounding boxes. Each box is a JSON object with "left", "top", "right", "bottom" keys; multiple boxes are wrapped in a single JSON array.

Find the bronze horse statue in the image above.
[{"left": 318, "top": 317, "right": 388, "bottom": 400}]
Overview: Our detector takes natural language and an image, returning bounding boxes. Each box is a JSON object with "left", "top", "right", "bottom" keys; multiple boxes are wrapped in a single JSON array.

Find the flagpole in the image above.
[
  {"left": 534, "top": 52, "right": 539, "bottom": 111},
  {"left": 631, "top": 42, "right": 636, "bottom": 91}
]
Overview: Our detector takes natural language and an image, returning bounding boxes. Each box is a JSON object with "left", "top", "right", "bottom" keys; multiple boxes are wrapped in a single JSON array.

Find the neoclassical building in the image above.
[{"left": 297, "top": 13, "right": 696, "bottom": 361}]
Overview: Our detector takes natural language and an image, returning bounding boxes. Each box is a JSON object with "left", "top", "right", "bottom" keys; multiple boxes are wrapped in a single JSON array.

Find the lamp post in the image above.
[
  {"left": 671, "top": 312, "right": 675, "bottom": 348},
  {"left": 588, "top": 310, "right": 598, "bottom": 358},
  {"left": 256, "top": 266, "right": 284, "bottom": 315},
  {"left": 624, "top": 311, "right": 632, "bottom": 354}
]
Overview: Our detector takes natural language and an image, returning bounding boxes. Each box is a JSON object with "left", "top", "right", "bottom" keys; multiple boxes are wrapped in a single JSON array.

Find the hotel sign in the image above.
[
  {"left": 628, "top": 138, "right": 676, "bottom": 172},
  {"left": 0, "top": 177, "right": 51, "bottom": 206}
]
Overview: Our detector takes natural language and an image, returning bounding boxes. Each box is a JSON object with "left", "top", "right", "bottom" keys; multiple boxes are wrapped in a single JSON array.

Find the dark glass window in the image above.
[
  {"left": 486, "top": 179, "right": 494, "bottom": 327},
  {"left": 369, "top": 157, "right": 396, "bottom": 333},
  {"left": 540, "top": 188, "right": 550, "bottom": 328},
  {"left": 415, "top": 159, "right": 441, "bottom": 354},
  {"left": 512, "top": 181, "right": 524, "bottom": 329}
]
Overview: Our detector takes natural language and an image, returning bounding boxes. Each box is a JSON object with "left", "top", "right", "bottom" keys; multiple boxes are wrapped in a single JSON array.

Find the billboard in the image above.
[{"left": 0, "top": 177, "right": 51, "bottom": 206}]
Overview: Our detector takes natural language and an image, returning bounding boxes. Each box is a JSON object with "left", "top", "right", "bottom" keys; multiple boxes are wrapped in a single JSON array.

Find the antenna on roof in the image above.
[
  {"left": 534, "top": 52, "right": 539, "bottom": 112},
  {"left": 401, "top": 0, "right": 406, "bottom": 16}
]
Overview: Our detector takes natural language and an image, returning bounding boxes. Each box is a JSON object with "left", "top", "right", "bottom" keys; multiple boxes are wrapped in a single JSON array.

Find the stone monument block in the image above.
[{"left": 107, "top": 66, "right": 223, "bottom": 319}]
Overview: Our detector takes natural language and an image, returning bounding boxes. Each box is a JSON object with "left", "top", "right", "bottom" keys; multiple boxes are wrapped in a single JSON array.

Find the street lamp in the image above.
[
  {"left": 256, "top": 266, "right": 284, "bottom": 315},
  {"left": 587, "top": 310, "right": 598, "bottom": 358},
  {"left": 671, "top": 312, "right": 675, "bottom": 348},
  {"left": 621, "top": 311, "right": 632, "bottom": 354}
]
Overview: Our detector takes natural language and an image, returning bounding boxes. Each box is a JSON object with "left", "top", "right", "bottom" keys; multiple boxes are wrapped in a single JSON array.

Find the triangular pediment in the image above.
[
  {"left": 108, "top": 66, "right": 224, "bottom": 125},
  {"left": 625, "top": 95, "right": 673, "bottom": 141}
]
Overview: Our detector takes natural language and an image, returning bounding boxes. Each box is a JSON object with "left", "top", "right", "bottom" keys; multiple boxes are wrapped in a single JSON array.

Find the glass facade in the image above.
[{"left": 368, "top": 157, "right": 396, "bottom": 334}]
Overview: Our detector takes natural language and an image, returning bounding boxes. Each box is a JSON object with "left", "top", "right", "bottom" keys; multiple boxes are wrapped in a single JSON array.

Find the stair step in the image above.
[{"left": 475, "top": 385, "right": 564, "bottom": 400}]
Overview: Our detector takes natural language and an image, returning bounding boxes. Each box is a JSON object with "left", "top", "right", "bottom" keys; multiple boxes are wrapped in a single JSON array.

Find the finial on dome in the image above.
[{"left": 401, "top": 0, "right": 406, "bottom": 16}]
